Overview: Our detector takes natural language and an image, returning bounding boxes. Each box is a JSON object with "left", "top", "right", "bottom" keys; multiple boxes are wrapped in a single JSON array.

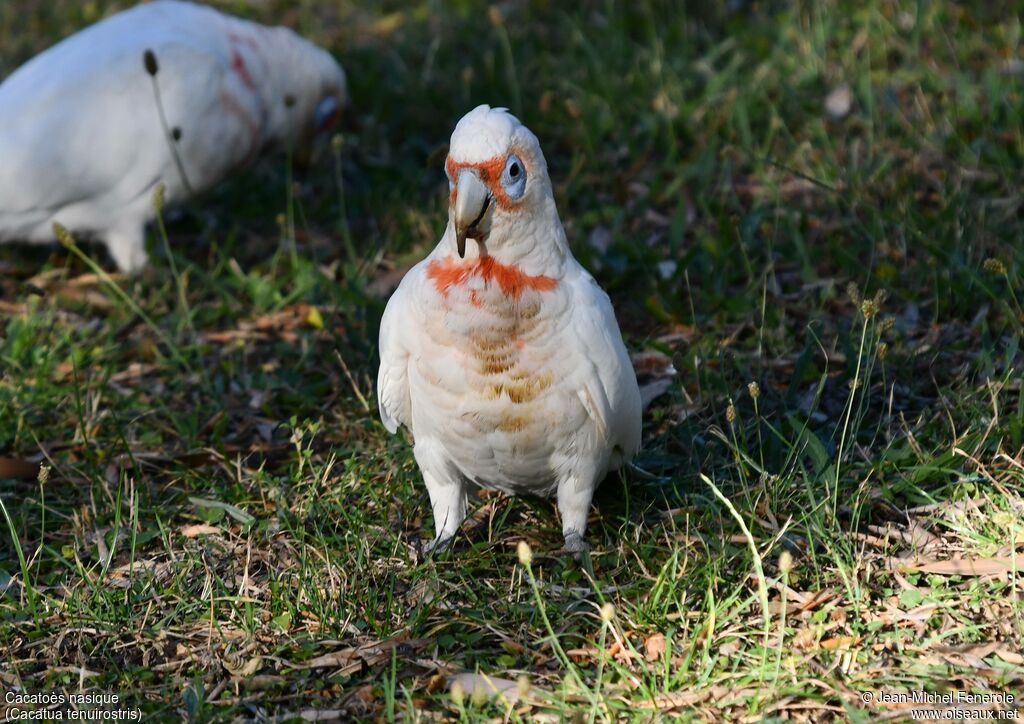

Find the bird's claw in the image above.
[
  {"left": 420, "top": 535, "right": 454, "bottom": 558},
  {"left": 559, "top": 533, "right": 591, "bottom": 560}
]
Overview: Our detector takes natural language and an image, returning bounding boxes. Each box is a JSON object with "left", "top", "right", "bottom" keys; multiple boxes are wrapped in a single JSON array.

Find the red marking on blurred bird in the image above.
[{"left": 230, "top": 49, "right": 255, "bottom": 89}]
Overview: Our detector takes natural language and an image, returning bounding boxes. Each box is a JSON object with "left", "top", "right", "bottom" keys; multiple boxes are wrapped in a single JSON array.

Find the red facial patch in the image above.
[
  {"left": 446, "top": 152, "right": 525, "bottom": 211},
  {"left": 427, "top": 256, "right": 557, "bottom": 300},
  {"left": 230, "top": 50, "right": 256, "bottom": 90}
]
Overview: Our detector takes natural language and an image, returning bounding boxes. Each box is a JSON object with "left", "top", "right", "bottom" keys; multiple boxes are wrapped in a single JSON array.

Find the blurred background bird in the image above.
[
  {"left": 0, "top": 0, "right": 347, "bottom": 272},
  {"left": 378, "top": 105, "right": 641, "bottom": 556}
]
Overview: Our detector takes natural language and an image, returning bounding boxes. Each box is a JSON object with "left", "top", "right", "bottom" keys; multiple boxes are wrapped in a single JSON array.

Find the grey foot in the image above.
[
  {"left": 421, "top": 534, "right": 455, "bottom": 557},
  {"left": 560, "top": 533, "right": 591, "bottom": 561}
]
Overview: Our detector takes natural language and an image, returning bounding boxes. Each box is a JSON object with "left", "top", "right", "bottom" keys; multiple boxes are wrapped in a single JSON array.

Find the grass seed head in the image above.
[
  {"left": 726, "top": 403, "right": 737, "bottom": 424},
  {"left": 779, "top": 550, "right": 793, "bottom": 574},
  {"left": 878, "top": 342, "right": 888, "bottom": 360},
  {"left": 600, "top": 602, "right": 615, "bottom": 622},
  {"left": 143, "top": 48, "right": 158, "bottom": 75},
  {"left": 152, "top": 184, "right": 165, "bottom": 214},
  {"left": 52, "top": 222, "right": 74, "bottom": 248},
  {"left": 517, "top": 675, "right": 531, "bottom": 699},
  {"left": 747, "top": 381, "right": 760, "bottom": 399},
  {"left": 470, "top": 684, "right": 487, "bottom": 707},
  {"left": 450, "top": 680, "right": 464, "bottom": 706},
  {"left": 517, "top": 540, "right": 533, "bottom": 565},
  {"left": 847, "top": 282, "right": 861, "bottom": 306},
  {"left": 984, "top": 258, "right": 1008, "bottom": 275},
  {"left": 37, "top": 464, "right": 50, "bottom": 486}
]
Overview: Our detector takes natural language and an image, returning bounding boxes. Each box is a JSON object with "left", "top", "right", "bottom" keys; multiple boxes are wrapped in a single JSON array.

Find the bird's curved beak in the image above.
[
  {"left": 313, "top": 96, "right": 340, "bottom": 131},
  {"left": 453, "top": 170, "right": 491, "bottom": 258}
]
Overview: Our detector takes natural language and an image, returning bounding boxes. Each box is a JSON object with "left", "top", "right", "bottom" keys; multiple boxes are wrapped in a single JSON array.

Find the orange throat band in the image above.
[{"left": 426, "top": 256, "right": 557, "bottom": 301}]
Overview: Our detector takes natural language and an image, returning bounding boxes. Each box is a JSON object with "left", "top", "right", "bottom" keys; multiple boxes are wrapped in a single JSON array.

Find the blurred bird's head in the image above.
[
  {"left": 445, "top": 105, "right": 556, "bottom": 260},
  {"left": 270, "top": 29, "right": 348, "bottom": 165}
]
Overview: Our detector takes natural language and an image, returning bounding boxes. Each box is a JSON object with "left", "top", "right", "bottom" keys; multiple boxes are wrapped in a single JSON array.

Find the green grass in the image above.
[{"left": 1, "top": 0, "right": 1023, "bottom": 720}]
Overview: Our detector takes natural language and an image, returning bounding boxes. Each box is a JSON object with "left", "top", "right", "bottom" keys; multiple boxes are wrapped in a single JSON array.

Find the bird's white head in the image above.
[
  {"left": 265, "top": 28, "right": 348, "bottom": 163},
  {"left": 445, "top": 105, "right": 561, "bottom": 261}
]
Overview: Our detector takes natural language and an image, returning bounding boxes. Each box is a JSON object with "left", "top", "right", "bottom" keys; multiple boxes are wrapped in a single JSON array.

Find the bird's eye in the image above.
[{"left": 501, "top": 154, "right": 527, "bottom": 200}]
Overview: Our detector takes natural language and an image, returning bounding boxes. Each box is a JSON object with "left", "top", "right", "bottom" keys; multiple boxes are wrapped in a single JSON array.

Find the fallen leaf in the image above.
[
  {"left": 108, "top": 362, "right": 158, "bottom": 383},
  {"left": 898, "top": 557, "right": 1020, "bottom": 576},
  {"left": 46, "top": 666, "right": 100, "bottom": 679},
  {"left": 297, "top": 636, "right": 430, "bottom": 672},
  {"left": 633, "top": 350, "right": 677, "bottom": 410},
  {"left": 994, "top": 648, "right": 1024, "bottom": 665},
  {"left": 425, "top": 673, "right": 447, "bottom": 694},
  {"left": 772, "top": 585, "right": 839, "bottom": 613},
  {"left": 819, "top": 635, "right": 861, "bottom": 650},
  {"left": 643, "top": 691, "right": 704, "bottom": 710},
  {"left": 448, "top": 672, "right": 522, "bottom": 704},
  {"left": 300, "top": 650, "right": 358, "bottom": 669},
  {"left": 644, "top": 632, "right": 666, "bottom": 662},
  {"left": 632, "top": 350, "right": 677, "bottom": 377},
  {"left": 932, "top": 642, "right": 1002, "bottom": 657},
  {"left": 180, "top": 524, "right": 222, "bottom": 538},
  {"left": 865, "top": 523, "right": 942, "bottom": 551},
  {"left": 306, "top": 306, "right": 324, "bottom": 330},
  {"left": 242, "top": 675, "right": 286, "bottom": 691},
  {"left": 793, "top": 626, "right": 819, "bottom": 650},
  {"left": 295, "top": 709, "right": 346, "bottom": 721},
  {"left": 719, "top": 639, "right": 741, "bottom": 657},
  {"left": 104, "top": 558, "right": 171, "bottom": 588},
  {"left": 567, "top": 647, "right": 598, "bottom": 662},
  {"left": 203, "top": 304, "right": 337, "bottom": 344},
  {"left": 0, "top": 457, "right": 40, "bottom": 480},
  {"left": 926, "top": 641, "right": 1015, "bottom": 670},
  {"left": 656, "top": 325, "right": 696, "bottom": 345}
]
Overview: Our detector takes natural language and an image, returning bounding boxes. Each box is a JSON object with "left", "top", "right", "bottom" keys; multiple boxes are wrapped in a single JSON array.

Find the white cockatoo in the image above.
[
  {"left": 0, "top": 0, "right": 347, "bottom": 272},
  {"left": 378, "top": 105, "right": 642, "bottom": 554}
]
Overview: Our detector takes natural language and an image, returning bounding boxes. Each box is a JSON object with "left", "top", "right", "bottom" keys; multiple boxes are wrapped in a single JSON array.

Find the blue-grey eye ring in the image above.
[{"left": 501, "top": 154, "right": 527, "bottom": 199}]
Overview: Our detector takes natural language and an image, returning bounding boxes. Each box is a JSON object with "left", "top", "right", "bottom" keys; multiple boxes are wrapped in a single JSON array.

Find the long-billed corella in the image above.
[
  {"left": 378, "top": 105, "right": 642, "bottom": 555},
  {"left": 0, "top": 0, "right": 347, "bottom": 272}
]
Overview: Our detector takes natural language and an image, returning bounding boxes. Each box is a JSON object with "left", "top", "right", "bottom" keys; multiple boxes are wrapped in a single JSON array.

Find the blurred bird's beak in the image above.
[
  {"left": 453, "top": 170, "right": 491, "bottom": 258},
  {"left": 313, "top": 96, "right": 339, "bottom": 131}
]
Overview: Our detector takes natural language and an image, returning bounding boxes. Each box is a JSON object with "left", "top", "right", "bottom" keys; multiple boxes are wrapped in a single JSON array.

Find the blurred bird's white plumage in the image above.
[
  {"left": 378, "top": 105, "right": 641, "bottom": 553},
  {"left": 0, "top": 0, "right": 347, "bottom": 271}
]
